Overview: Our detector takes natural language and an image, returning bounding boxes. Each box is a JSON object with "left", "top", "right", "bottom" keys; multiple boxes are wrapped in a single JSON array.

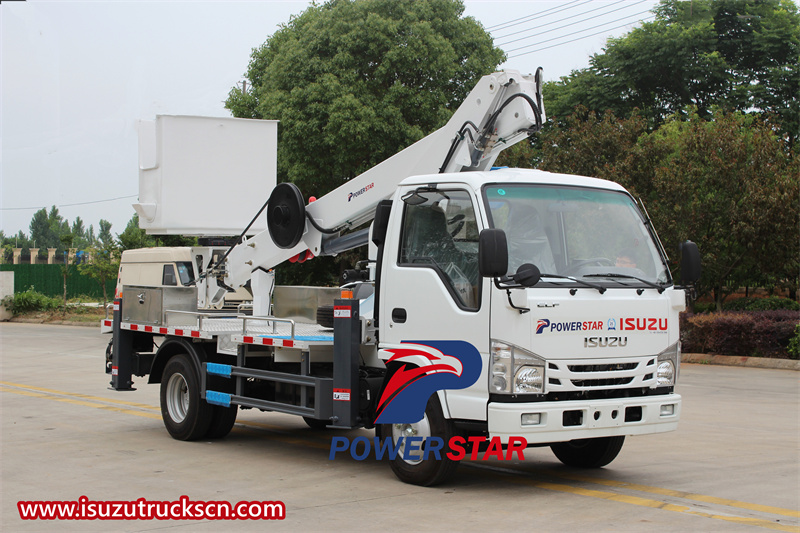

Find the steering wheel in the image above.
[
  {"left": 564, "top": 257, "right": 614, "bottom": 275},
  {"left": 447, "top": 214, "right": 465, "bottom": 237}
]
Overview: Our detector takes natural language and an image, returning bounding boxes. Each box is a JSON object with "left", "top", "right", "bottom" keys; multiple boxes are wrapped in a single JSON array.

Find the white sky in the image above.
[{"left": 1, "top": 0, "right": 660, "bottom": 238}]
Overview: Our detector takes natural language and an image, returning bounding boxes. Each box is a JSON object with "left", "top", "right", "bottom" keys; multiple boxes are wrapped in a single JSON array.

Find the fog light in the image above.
[
  {"left": 521, "top": 413, "right": 542, "bottom": 426},
  {"left": 492, "top": 376, "right": 507, "bottom": 392},
  {"left": 660, "top": 404, "right": 675, "bottom": 416}
]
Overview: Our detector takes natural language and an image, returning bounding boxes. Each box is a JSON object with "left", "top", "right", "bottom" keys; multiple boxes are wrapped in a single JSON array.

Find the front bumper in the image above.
[{"left": 488, "top": 393, "right": 681, "bottom": 444}]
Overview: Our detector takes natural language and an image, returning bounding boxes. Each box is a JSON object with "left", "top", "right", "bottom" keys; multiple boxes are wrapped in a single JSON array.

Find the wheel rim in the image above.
[
  {"left": 166, "top": 372, "right": 190, "bottom": 423},
  {"left": 390, "top": 414, "right": 432, "bottom": 465}
]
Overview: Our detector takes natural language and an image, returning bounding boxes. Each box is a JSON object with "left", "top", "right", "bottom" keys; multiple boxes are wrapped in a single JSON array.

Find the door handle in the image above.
[{"left": 392, "top": 308, "right": 407, "bottom": 323}]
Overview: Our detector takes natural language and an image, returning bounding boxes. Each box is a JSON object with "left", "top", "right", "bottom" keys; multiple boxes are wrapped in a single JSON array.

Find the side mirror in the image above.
[
  {"left": 479, "top": 229, "right": 508, "bottom": 278},
  {"left": 680, "top": 240, "right": 701, "bottom": 284},
  {"left": 371, "top": 199, "right": 392, "bottom": 246},
  {"left": 513, "top": 263, "right": 541, "bottom": 287}
]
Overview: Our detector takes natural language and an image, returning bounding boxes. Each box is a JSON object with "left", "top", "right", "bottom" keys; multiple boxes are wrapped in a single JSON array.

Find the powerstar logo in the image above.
[
  {"left": 536, "top": 319, "right": 605, "bottom": 334},
  {"left": 374, "top": 340, "right": 482, "bottom": 424},
  {"left": 328, "top": 340, "right": 526, "bottom": 463},
  {"left": 347, "top": 182, "right": 374, "bottom": 202}
]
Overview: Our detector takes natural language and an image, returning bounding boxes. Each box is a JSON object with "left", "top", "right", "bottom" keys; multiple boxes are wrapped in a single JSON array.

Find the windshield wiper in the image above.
[
  {"left": 537, "top": 273, "right": 607, "bottom": 294},
  {"left": 583, "top": 273, "right": 666, "bottom": 293}
]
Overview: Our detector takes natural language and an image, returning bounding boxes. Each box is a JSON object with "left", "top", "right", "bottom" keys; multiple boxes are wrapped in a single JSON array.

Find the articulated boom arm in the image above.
[{"left": 223, "top": 69, "right": 544, "bottom": 294}]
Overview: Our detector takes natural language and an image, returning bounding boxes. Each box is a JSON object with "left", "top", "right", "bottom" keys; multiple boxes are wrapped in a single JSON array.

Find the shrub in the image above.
[
  {"left": 681, "top": 310, "right": 800, "bottom": 358},
  {"left": 724, "top": 297, "right": 800, "bottom": 312},
  {"left": 692, "top": 302, "right": 716, "bottom": 314},
  {"left": 788, "top": 324, "right": 800, "bottom": 360},
  {"left": 1, "top": 287, "right": 62, "bottom": 315}
]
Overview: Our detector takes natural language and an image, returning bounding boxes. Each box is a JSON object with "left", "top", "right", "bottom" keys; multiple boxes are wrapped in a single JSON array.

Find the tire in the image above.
[
  {"left": 105, "top": 339, "right": 113, "bottom": 373},
  {"left": 205, "top": 405, "right": 238, "bottom": 439},
  {"left": 550, "top": 436, "right": 625, "bottom": 468},
  {"left": 303, "top": 417, "right": 330, "bottom": 430},
  {"left": 380, "top": 394, "right": 459, "bottom": 486},
  {"left": 160, "top": 353, "right": 212, "bottom": 441},
  {"left": 316, "top": 305, "right": 334, "bottom": 329}
]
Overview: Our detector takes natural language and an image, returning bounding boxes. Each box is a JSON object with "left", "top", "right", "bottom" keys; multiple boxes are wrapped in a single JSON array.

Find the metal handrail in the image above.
[
  {"left": 241, "top": 315, "right": 296, "bottom": 339},
  {"left": 163, "top": 309, "right": 239, "bottom": 330}
]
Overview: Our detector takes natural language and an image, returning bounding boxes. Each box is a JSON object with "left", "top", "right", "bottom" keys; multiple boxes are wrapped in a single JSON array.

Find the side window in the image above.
[
  {"left": 176, "top": 262, "right": 194, "bottom": 285},
  {"left": 399, "top": 190, "right": 480, "bottom": 309},
  {"left": 162, "top": 264, "right": 177, "bottom": 286}
]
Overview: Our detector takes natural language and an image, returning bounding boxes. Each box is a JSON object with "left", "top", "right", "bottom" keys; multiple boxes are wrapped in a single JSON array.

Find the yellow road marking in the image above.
[
  {"left": 3, "top": 382, "right": 797, "bottom": 531},
  {"left": 548, "top": 470, "right": 800, "bottom": 519},
  {"left": 468, "top": 465, "right": 798, "bottom": 532},
  {"left": 0, "top": 380, "right": 159, "bottom": 411},
  {"left": 0, "top": 386, "right": 162, "bottom": 420}
]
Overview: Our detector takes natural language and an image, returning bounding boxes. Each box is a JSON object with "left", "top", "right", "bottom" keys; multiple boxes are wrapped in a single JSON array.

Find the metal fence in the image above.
[{"left": 0, "top": 265, "right": 115, "bottom": 300}]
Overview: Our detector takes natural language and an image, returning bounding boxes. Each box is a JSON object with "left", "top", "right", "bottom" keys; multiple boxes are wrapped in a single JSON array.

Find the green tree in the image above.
[
  {"left": 118, "top": 214, "right": 156, "bottom": 251},
  {"left": 98, "top": 219, "right": 113, "bottom": 246},
  {"left": 29, "top": 208, "right": 54, "bottom": 259},
  {"left": 545, "top": 0, "right": 800, "bottom": 151},
  {"left": 225, "top": 0, "right": 504, "bottom": 285},
  {"left": 79, "top": 239, "right": 120, "bottom": 314},
  {"left": 532, "top": 108, "right": 799, "bottom": 307},
  {"left": 640, "top": 111, "right": 799, "bottom": 308}
]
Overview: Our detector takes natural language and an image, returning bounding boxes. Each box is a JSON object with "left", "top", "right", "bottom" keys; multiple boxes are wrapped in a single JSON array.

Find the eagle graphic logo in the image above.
[{"left": 374, "top": 340, "right": 481, "bottom": 424}]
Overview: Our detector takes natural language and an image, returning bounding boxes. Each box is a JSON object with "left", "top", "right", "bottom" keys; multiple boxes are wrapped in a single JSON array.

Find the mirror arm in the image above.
[{"left": 505, "top": 287, "right": 530, "bottom": 314}]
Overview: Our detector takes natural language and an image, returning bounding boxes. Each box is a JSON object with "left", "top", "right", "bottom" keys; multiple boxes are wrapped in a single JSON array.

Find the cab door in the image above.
[{"left": 379, "top": 186, "right": 490, "bottom": 421}]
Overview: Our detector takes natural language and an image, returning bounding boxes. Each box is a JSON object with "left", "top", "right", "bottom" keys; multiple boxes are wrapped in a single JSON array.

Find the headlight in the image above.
[
  {"left": 657, "top": 360, "right": 675, "bottom": 386},
  {"left": 656, "top": 342, "right": 680, "bottom": 387},
  {"left": 490, "top": 340, "right": 545, "bottom": 394}
]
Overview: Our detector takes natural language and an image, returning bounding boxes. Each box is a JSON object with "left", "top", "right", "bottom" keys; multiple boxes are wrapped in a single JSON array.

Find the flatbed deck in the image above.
[{"left": 114, "top": 316, "right": 334, "bottom": 350}]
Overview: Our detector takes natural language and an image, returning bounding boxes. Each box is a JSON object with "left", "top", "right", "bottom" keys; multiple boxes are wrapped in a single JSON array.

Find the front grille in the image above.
[
  {"left": 547, "top": 356, "right": 657, "bottom": 393},
  {"left": 571, "top": 377, "right": 634, "bottom": 387},
  {"left": 568, "top": 363, "right": 637, "bottom": 373}
]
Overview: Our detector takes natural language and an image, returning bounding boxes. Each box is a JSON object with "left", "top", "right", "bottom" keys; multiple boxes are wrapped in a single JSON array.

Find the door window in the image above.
[
  {"left": 162, "top": 264, "right": 177, "bottom": 286},
  {"left": 398, "top": 189, "right": 480, "bottom": 309}
]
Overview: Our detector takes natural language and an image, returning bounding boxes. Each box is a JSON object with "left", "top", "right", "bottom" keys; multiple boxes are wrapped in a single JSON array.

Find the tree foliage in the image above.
[
  {"left": 79, "top": 238, "right": 120, "bottom": 310},
  {"left": 225, "top": 0, "right": 503, "bottom": 284},
  {"left": 118, "top": 214, "right": 157, "bottom": 251},
  {"left": 226, "top": 0, "right": 504, "bottom": 197},
  {"left": 544, "top": 0, "right": 800, "bottom": 150},
  {"left": 522, "top": 108, "right": 800, "bottom": 307}
]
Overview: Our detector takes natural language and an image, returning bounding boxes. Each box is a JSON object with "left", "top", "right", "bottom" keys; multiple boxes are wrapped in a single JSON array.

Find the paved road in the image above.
[{"left": 1, "top": 322, "right": 798, "bottom": 532}]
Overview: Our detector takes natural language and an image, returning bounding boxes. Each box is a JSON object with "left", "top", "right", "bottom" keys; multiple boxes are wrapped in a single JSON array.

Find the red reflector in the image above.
[{"left": 243, "top": 336, "right": 254, "bottom": 344}]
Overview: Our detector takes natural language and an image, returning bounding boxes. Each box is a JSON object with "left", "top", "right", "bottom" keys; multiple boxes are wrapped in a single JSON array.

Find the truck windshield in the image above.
[{"left": 483, "top": 185, "right": 670, "bottom": 286}]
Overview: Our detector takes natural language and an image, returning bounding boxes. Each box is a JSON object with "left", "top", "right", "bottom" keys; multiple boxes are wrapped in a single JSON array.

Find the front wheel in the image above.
[
  {"left": 380, "top": 394, "right": 459, "bottom": 486},
  {"left": 160, "top": 353, "right": 212, "bottom": 441},
  {"left": 550, "top": 436, "right": 625, "bottom": 468}
]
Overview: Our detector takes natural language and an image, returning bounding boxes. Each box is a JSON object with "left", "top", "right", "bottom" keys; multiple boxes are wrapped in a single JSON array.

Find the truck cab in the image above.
[{"left": 370, "top": 168, "right": 685, "bottom": 483}]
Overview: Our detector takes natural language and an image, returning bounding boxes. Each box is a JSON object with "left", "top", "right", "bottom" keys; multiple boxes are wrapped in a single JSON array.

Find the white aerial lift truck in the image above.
[{"left": 105, "top": 69, "right": 701, "bottom": 486}]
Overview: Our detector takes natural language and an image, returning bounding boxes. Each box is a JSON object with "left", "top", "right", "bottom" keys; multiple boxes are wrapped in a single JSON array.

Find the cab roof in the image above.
[{"left": 400, "top": 168, "right": 628, "bottom": 194}]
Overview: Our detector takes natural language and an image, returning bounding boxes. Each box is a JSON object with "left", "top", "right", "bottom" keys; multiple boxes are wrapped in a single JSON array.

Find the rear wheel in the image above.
[
  {"left": 550, "top": 436, "right": 625, "bottom": 468},
  {"left": 160, "top": 353, "right": 212, "bottom": 441},
  {"left": 205, "top": 405, "right": 238, "bottom": 438},
  {"left": 380, "top": 394, "right": 459, "bottom": 486}
]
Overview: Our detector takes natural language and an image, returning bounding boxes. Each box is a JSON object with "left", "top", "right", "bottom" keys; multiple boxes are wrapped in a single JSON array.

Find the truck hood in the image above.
[{"left": 491, "top": 287, "right": 684, "bottom": 360}]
